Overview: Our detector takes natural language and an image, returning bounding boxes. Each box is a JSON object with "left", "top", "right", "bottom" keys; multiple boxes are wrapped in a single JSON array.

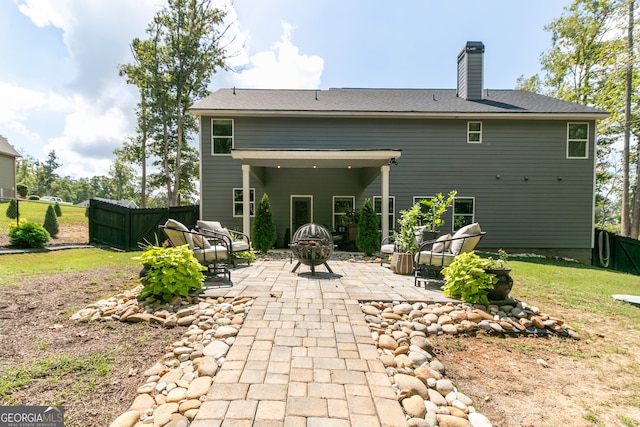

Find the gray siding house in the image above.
[
  {"left": 0, "top": 135, "right": 20, "bottom": 200},
  {"left": 191, "top": 42, "right": 608, "bottom": 262}
]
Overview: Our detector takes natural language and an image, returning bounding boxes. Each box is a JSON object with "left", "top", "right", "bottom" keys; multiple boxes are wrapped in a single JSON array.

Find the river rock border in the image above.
[
  {"left": 362, "top": 299, "right": 579, "bottom": 427},
  {"left": 70, "top": 286, "right": 254, "bottom": 427}
]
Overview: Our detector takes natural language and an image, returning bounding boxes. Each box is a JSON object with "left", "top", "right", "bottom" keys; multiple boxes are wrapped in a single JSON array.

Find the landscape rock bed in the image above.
[
  {"left": 362, "top": 299, "right": 578, "bottom": 426},
  {"left": 70, "top": 287, "right": 253, "bottom": 426}
]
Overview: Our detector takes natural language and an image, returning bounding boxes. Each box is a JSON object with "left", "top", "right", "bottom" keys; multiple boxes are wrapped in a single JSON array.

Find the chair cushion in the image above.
[
  {"left": 163, "top": 219, "right": 191, "bottom": 247},
  {"left": 415, "top": 250, "right": 456, "bottom": 267},
  {"left": 449, "top": 223, "right": 482, "bottom": 255},
  {"left": 191, "top": 231, "right": 211, "bottom": 249},
  {"left": 232, "top": 241, "right": 250, "bottom": 252},
  {"left": 197, "top": 220, "right": 232, "bottom": 239},
  {"left": 380, "top": 243, "right": 396, "bottom": 255},
  {"left": 193, "top": 245, "right": 229, "bottom": 263},
  {"left": 432, "top": 234, "right": 451, "bottom": 253}
]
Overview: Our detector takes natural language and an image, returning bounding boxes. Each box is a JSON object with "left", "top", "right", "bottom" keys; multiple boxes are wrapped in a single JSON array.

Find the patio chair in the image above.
[
  {"left": 196, "top": 220, "right": 252, "bottom": 265},
  {"left": 160, "top": 218, "right": 232, "bottom": 282},
  {"left": 414, "top": 222, "right": 485, "bottom": 286},
  {"left": 379, "top": 235, "right": 396, "bottom": 266}
]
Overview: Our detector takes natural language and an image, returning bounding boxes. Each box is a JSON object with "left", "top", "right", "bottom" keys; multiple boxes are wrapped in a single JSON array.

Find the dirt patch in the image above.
[
  {"left": 0, "top": 267, "right": 185, "bottom": 426},
  {"left": 433, "top": 307, "right": 640, "bottom": 427}
]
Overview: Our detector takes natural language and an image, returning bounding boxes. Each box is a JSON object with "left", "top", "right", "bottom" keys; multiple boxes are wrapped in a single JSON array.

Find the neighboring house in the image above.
[
  {"left": 0, "top": 135, "right": 20, "bottom": 200},
  {"left": 190, "top": 41, "right": 608, "bottom": 263},
  {"left": 77, "top": 198, "right": 139, "bottom": 209}
]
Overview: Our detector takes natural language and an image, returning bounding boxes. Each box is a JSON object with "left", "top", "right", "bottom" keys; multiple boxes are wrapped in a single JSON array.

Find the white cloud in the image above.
[
  {"left": 3, "top": 1, "right": 323, "bottom": 180},
  {"left": 232, "top": 22, "right": 324, "bottom": 89}
]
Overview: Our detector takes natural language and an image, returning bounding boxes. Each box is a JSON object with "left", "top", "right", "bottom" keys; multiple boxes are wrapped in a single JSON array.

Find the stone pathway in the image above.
[{"left": 187, "top": 259, "right": 452, "bottom": 426}]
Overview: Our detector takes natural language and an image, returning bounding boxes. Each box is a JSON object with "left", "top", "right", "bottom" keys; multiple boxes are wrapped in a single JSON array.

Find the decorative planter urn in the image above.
[
  {"left": 391, "top": 252, "right": 415, "bottom": 275},
  {"left": 486, "top": 268, "right": 513, "bottom": 300}
]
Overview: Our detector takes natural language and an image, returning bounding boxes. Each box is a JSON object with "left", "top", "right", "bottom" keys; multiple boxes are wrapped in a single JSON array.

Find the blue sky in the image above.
[{"left": 0, "top": 0, "right": 572, "bottom": 179}]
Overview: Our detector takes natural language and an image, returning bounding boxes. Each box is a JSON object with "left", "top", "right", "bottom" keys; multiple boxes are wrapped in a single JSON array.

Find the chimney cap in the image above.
[{"left": 458, "top": 41, "right": 485, "bottom": 60}]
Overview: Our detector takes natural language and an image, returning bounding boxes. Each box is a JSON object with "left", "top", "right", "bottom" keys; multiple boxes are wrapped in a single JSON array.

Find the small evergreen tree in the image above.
[
  {"left": 356, "top": 198, "right": 381, "bottom": 256},
  {"left": 43, "top": 204, "right": 59, "bottom": 237},
  {"left": 252, "top": 193, "right": 276, "bottom": 253},
  {"left": 54, "top": 202, "right": 62, "bottom": 217},
  {"left": 6, "top": 199, "right": 18, "bottom": 219}
]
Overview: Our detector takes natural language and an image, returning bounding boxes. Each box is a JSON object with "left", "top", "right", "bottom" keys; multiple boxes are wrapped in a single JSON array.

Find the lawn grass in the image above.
[
  {"left": 509, "top": 257, "right": 640, "bottom": 324},
  {"left": 0, "top": 200, "right": 87, "bottom": 232},
  {"left": 0, "top": 248, "right": 141, "bottom": 287},
  {"left": 0, "top": 352, "right": 116, "bottom": 405}
]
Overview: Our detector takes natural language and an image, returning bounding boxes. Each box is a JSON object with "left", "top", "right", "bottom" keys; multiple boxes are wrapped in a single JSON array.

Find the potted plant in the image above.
[
  {"left": 441, "top": 251, "right": 497, "bottom": 305},
  {"left": 417, "top": 190, "right": 457, "bottom": 241},
  {"left": 344, "top": 207, "right": 360, "bottom": 241},
  {"left": 390, "top": 204, "right": 422, "bottom": 274},
  {"left": 484, "top": 248, "right": 513, "bottom": 300}
]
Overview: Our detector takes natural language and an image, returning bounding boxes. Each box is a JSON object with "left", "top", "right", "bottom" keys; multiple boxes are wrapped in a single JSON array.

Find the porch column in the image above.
[
  {"left": 242, "top": 164, "right": 251, "bottom": 238},
  {"left": 381, "top": 164, "right": 390, "bottom": 238}
]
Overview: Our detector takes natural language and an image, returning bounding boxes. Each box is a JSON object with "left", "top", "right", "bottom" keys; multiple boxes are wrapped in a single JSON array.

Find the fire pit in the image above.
[{"left": 289, "top": 223, "right": 336, "bottom": 275}]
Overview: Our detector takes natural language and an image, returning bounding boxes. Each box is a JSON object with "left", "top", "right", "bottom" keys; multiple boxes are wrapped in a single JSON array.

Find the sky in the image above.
[{"left": 0, "top": 0, "right": 574, "bottom": 179}]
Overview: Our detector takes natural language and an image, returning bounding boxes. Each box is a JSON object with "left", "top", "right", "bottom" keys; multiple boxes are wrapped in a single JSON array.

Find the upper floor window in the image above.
[
  {"left": 233, "top": 188, "right": 255, "bottom": 217},
  {"left": 212, "top": 119, "right": 233, "bottom": 155},
  {"left": 467, "top": 121, "right": 482, "bottom": 143},
  {"left": 567, "top": 122, "right": 588, "bottom": 159}
]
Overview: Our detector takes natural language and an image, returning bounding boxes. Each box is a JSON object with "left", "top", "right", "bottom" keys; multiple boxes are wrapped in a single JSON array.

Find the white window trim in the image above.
[
  {"left": 452, "top": 196, "right": 475, "bottom": 231},
  {"left": 332, "top": 196, "right": 355, "bottom": 230},
  {"left": 567, "top": 122, "right": 589, "bottom": 159},
  {"left": 211, "top": 118, "right": 234, "bottom": 156},
  {"left": 373, "top": 195, "right": 396, "bottom": 230},
  {"left": 467, "top": 121, "right": 482, "bottom": 144},
  {"left": 232, "top": 187, "right": 255, "bottom": 218}
]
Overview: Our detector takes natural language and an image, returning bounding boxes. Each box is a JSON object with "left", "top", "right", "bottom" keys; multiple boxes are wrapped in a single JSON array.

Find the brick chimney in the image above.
[{"left": 457, "top": 41, "right": 485, "bottom": 101}]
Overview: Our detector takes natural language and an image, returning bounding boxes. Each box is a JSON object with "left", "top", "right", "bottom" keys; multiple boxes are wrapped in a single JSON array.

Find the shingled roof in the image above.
[
  {"left": 0, "top": 135, "right": 20, "bottom": 158},
  {"left": 191, "top": 88, "right": 608, "bottom": 120}
]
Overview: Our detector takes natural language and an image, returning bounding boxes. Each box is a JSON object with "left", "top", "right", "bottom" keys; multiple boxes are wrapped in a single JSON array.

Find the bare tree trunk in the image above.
[
  {"left": 141, "top": 132, "right": 147, "bottom": 208},
  {"left": 627, "top": 0, "right": 639, "bottom": 237},
  {"left": 622, "top": 0, "right": 634, "bottom": 236}
]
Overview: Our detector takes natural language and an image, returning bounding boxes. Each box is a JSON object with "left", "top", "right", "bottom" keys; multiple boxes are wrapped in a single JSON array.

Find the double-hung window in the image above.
[
  {"left": 467, "top": 121, "right": 482, "bottom": 143},
  {"left": 567, "top": 122, "right": 588, "bottom": 159},
  {"left": 233, "top": 188, "right": 255, "bottom": 217},
  {"left": 453, "top": 197, "right": 475, "bottom": 230},
  {"left": 212, "top": 119, "right": 233, "bottom": 155},
  {"left": 333, "top": 196, "right": 355, "bottom": 230},
  {"left": 373, "top": 196, "right": 395, "bottom": 231}
]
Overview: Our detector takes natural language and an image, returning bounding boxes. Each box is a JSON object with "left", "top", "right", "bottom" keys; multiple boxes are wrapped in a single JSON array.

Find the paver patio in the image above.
[{"left": 189, "top": 257, "right": 455, "bottom": 427}]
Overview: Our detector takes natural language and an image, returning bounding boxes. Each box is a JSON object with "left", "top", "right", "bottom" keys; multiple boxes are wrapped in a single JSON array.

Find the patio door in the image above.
[{"left": 290, "top": 195, "right": 313, "bottom": 238}]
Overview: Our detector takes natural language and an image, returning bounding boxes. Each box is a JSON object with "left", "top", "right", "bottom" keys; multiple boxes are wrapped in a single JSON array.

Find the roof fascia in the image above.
[{"left": 190, "top": 109, "right": 609, "bottom": 121}]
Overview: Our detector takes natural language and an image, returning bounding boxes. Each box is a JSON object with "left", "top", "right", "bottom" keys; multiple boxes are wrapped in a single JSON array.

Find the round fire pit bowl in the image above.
[{"left": 289, "top": 223, "right": 336, "bottom": 275}]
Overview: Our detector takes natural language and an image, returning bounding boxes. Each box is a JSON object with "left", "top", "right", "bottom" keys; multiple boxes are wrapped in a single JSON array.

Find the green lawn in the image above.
[
  {"left": 0, "top": 248, "right": 140, "bottom": 286},
  {"left": 0, "top": 200, "right": 87, "bottom": 233}
]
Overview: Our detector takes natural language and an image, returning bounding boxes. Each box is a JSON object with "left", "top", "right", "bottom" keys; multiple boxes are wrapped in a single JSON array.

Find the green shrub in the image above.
[
  {"left": 8, "top": 222, "right": 51, "bottom": 248},
  {"left": 134, "top": 245, "right": 206, "bottom": 303},
  {"left": 28, "top": 195, "right": 39, "bottom": 200},
  {"left": 43, "top": 205, "right": 59, "bottom": 237},
  {"left": 16, "top": 184, "right": 28, "bottom": 198},
  {"left": 54, "top": 202, "right": 62, "bottom": 217},
  {"left": 441, "top": 251, "right": 497, "bottom": 305},
  {"left": 6, "top": 199, "right": 18, "bottom": 219},
  {"left": 356, "top": 198, "right": 380, "bottom": 256},
  {"left": 252, "top": 193, "right": 276, "bottom": 253}
]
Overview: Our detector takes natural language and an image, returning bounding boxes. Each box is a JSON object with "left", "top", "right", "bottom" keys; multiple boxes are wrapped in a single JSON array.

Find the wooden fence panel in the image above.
[
  {"left": 88, "top": 199, "right": 199, "bottom": 251},
  {"left": 593, "top": 229, "right": 640, "bottom": 276}
]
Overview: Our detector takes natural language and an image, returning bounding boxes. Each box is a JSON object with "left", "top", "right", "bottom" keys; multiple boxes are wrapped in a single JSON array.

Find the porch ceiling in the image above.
[{"left": 230, "top": 149, "right": 402, "bottom": 169}]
